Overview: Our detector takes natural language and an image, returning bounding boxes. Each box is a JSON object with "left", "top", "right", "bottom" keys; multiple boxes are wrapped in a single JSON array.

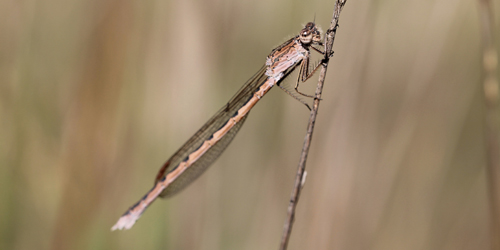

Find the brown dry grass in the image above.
[{"left": 0, "top": 0, "right": 498, "bottom": 249}]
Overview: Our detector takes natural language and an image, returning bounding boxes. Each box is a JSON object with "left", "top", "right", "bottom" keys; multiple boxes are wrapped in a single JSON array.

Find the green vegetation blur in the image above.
[{"left": 0, "top": 0, "right": 498, "bottom": 249}]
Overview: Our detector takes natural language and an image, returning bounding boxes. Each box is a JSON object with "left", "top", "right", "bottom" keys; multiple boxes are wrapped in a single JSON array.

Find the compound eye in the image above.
[
  {"left": 300, "top": 33, "right": 313, "bottom": 44},
  {"left": 306, "top": 22, "right": 315, "bottom": 29},
  {"left": 299, "top": 23, "right": 317, "bottom": 44},
  {"left": 312, "top": 31, "right": 321, "bottom": 42}
]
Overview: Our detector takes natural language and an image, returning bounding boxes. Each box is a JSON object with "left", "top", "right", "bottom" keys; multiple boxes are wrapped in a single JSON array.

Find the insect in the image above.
[{"left": 112, "top": 22, "right": 324, "bottom": 230}]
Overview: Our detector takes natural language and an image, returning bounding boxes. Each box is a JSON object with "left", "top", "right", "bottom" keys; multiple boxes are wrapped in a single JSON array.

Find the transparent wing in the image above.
[{"left": 155, "top": 65, "right": 268, "bottom": 197}]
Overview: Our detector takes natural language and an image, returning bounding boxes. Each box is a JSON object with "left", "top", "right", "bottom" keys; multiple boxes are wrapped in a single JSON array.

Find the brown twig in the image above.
[
  {"left": 278, "top": 1, "right": 347, "bottom": 250},
  {"left": 477, "top": 1, "right": 500, "bottom": 249}
]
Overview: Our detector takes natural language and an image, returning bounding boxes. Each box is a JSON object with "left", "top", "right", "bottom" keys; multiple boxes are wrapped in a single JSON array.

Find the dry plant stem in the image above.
[
  {"left": 278, "top": 1, "right": 347, "bottom": 250},
  {"left": 477, "top": 0, "right": 500, "bottom": 249}
]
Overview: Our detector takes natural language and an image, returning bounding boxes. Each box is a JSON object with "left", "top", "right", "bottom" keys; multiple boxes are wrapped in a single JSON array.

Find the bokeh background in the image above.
[{"left": 1, "top": 0, "right": 499, "bottom": 249}]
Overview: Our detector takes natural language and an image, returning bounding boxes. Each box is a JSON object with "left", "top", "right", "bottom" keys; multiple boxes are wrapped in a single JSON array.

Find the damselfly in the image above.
[{"left": 112, "top": 22, "right": 324, "bottom": 230}]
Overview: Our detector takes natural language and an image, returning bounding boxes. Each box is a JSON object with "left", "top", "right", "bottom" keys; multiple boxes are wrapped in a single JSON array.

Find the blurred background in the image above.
[{"left": 1, "top": 0, "right": 499, "bottom": 249}]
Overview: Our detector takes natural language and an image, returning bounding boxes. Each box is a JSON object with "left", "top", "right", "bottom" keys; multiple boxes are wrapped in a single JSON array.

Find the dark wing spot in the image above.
[{"left": 155, "top": 160, "right": 170, "bottom": 182}]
